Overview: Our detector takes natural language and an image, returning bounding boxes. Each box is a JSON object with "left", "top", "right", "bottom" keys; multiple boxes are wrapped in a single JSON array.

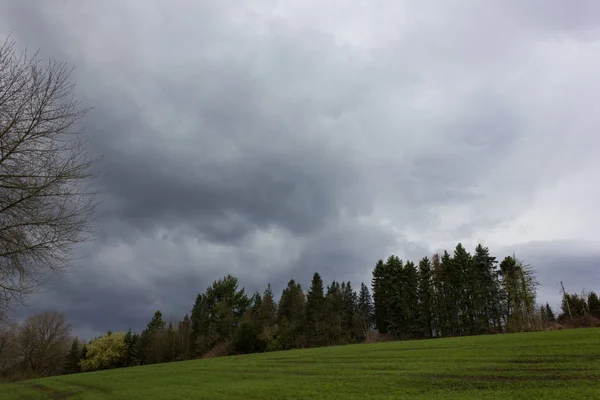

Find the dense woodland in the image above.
[{"left": 1, "top": 242, "right": 599, "bottom": 381}]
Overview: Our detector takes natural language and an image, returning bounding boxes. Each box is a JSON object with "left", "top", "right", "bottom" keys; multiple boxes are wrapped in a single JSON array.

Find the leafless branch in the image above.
[{"left": 0, "top": 36, "right": 99, "bottom": 311}]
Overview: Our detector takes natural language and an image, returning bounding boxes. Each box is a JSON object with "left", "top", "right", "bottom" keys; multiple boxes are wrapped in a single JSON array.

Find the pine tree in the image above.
[
  {"left": 404, "top": 261, "right": 419, "bottom": 338},
  {"left": 178, "top": 315, "right": 191, "bottom": 360},
  {"left": 323, "top": 281, "right": 344, "bottom": 345},
  {"left": 417, "top": 257, "right": 434, "bottom": 338},
  {"left": 277, "top": 280, "right": 305, "bottom": 348},
  {"left": 64, "top": 338, "right": 81, "bottom": 374},
  {"left": 545, "top": 303, "right": 555, "bottom": 322},
  {"left": 340, "top": 281, "right": 358, "bottom": 343},
  {"left": 190, "top": 293, "right": 208, "bottom": 356},
  {"left": 588, "top": 291, "right": 600, "bottom": 318},
  {"left": 130, "top": 333, "right": 140, "bottom": 365},
  {"left": 372, "top": 259, "right": 391, "bottom": 334},
  {"left": 452, "top": 243, "right": 472, "bottom": 334},
  {"left": 357, "top": 282, "right": 373, "bottom": 341},
  {"left": 431, "top": 253, "right": 447, "bottom": 337},
  {"left": 139, "top": 310, "right": 166, "bottom": 365},
  {"left": 386, "top": 256, "right": 410, "bottom": 337},
  {"left": 79, "top": 342, "right": 88, "bottom": 364},
  {"left": 472, "top": 244, "right": 501, "bottom": 333},
  {"left": 257, "top": 284, "right": 278, "bottom": 349},
  {"left": 305, "top": 273, "right": 325, "bottom": 346},
  {"left": 123, "top": 329, "right": 133, "bottom": 367}
]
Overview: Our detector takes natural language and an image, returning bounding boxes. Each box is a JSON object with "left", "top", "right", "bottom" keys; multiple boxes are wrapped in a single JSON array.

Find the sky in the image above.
[{"left": 1, "top": 0, "right": 599, "bottom": 339}]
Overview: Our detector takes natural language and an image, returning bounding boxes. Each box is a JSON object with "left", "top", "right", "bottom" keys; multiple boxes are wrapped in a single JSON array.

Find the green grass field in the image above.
[{"left": 2, "top": 328, "right": 599, "bottom": 399}]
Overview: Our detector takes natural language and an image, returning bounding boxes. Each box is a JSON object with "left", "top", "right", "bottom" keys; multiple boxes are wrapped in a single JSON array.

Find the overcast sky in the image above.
[{"left": 2, "top": 0, "right": 599, "bottom": 339}]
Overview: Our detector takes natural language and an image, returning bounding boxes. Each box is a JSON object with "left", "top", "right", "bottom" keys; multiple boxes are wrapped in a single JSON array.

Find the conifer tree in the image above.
[
  {"left": 357, "top": 282, "right": 373, "bottom": 341},
  {"left": 257, "top": 284, "right": 278, "bottom": 349},
  {"left": 386, "top": 256, "right": 409, "bottom": 337},
  {"left": 277, "top": 280, "right": 305, "bottom": 348},
  {"left": 323, "top": 281, "right": 344, "bottom": 345},
  {"left": 372, "top": 259, "right": 391, "bottom": 334},
  {"left": 305, "top": 273, "right": 325, "bottom": 346},
  {"left": 471, "top": 244, "right": 501, "bottom": 333},
  {"left": 588, "top": 291, "right": 600, "bottom": 318},
  {"left": 178, "top": 315, "right": 191, "bottom": 360},
  {"left": 545, "top": 303, "right": 555, "bottom": 322},
  {"left": 440, "top": 251, "right": 458, "bottom": 335},
  {"left": 404, "top": 261, "right": 420, "bottom": 338},
  {"left": 417, "top": 257, "right": 434, "bottom": 338},
  {"left": 452, "top": 243, "right": 472, "bottom": 334},
  {"left": 123, "top": 329, "right": 133, "bottom": 367},
  {"left": 431, "top": 253, "right": 446, "bottom": 337},
  {"left": 64, "top": 338, "right": 81, "bottom": 374}
]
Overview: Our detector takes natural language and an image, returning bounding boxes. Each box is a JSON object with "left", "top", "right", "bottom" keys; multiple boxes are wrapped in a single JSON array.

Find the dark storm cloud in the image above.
[{"left": 2, "top": 0, "right": 600, "bottom": 337}]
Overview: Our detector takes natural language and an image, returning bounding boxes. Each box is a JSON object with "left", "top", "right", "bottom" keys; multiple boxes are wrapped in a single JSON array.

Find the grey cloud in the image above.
[{"left": 3, "top": 0, "right": 600, "bottom": 337}]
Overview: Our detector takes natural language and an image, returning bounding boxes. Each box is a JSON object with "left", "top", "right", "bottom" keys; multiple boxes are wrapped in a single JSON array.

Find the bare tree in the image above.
[
  {"left": 18, "top": 311, "right": 71, "bottom": 376},
  {"left": 0, "top": 37, "right": 98, "bottom": 310}
]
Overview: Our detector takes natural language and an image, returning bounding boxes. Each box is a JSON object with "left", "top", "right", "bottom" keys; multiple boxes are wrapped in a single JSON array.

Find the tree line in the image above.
[{"left": 1, "top": 242, "right": 598, "bottom": 380}]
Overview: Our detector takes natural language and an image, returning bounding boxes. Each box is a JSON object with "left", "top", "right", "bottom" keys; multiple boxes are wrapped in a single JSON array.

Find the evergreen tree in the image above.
[
  {"left": 431, "top": 253, "right": 446, "bottom": 337},
  {"left": 440, "top": 251, "right": 457, "bottom": 335},
  {"left": 545, "top": 303, "right": 555, "bottom": 322},
  {"left": 357, "top": 282, "right": 373, "bottom": 341},
  {"left": 189, "top": 293, "right": 208, "bottom": 356},
  {"left": 178, "top": 315, "right": 191, "bottom": 360},
  {"left": 130, "top": 333, "right": 140, "bottom": 366},
  {"left": 64, "top": 338, "right": 81, "bottom": 374},
  {"left": 417, "top": 257, "right": 434, "bottom": 338},
  {"left": 452, "top": 243, "right": 471, "bottom": 334},
  {"left": 257, "top": 284, "right": 278, "bottom": 349},
  {"left": 277, "top": 279, "right": 305, "bottom": 348},
  {"left": 340, "top": 281, "right": 358, "bottom": 342},
  {"left": 305, "top": 272, "right": 325, "bottom": 346},
  {"left": 404, "top": 261, "right": 420, "bottom": 338},
  {"left": 123, "top": 329, "right": 133, "bottom": 367},
  {"left": 588, "top": 291, "right": 600, "bottom": 318},
  {"left": 471, "top": 244, "right": 501, "bottom": 333},
  {"left": 139, "top": 310, "right": 166, "bottom": 365},
  {"left": 386, "top": 256, "right": 410, "bottom": 337},
  {"left": 323, "top": 281, "right": 344, "bottom": 345},
  {"left": 372, "top": 259, "right": 392, "bottom": 334},
  {"left": 79, "top": 342, "right": 88, "bottom": 364}
]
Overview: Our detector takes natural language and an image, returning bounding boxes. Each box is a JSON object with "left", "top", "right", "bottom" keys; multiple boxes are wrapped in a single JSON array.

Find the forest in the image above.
[{"left": 1, "top": 242, "right": 598, "bottom": 381}]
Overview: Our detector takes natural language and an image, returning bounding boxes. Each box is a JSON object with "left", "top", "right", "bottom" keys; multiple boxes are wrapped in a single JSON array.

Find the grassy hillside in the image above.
[{"left": 2, "top": 328, "right": 599, "bottom": 399}]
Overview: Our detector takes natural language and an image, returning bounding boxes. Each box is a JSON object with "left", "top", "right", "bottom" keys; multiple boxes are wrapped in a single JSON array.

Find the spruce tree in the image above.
[
  {"left": 357, "top": 282, "right": 373, "bottom": 341},
  {"left": 64, "top": 338, "right": 81, "bottom": 374},
  {"left": 323, "top": 281, "right": 344, "bottom": 345},
  {"left": 277, "top": 280, "right": 305, "bottom": 348},
  {"left": 305, "top": 272, "right": 325, "bottom": 346},
  {"left": 123, "top": 329, "right": 133, "bottom": 367},
  {"left": 545, "top": 303, "right": 555, "bottom": 322},
  {"left": 386, "top": 256, "right": 404, "bottom": 337},
  {"left": 340, "top": 281, "right": 358, "bottom": 343},
  {"left": 190, "top": 293, "right": 208, "bottom": 356},
  {"left": 588, "top": 291, "right": 600, "bottom": 318},
  {"left": 452, "top": 243, "right": 472, "bottom": 334},
  {"left": 440, "top": 251, "right": 457, "bottom": 335},
  {"left": 404, "top": 261, "right": 419, "bottom": 338},
  {"left": 472, "top": 244, "right": 501, "bottom": 333},
  {"left": 431, "top": 253, "right": 446, "bottom": 337},
  {"left": 372, "top": 259, "right": 391, "bottom": 334},
  {"left": 417, "top": 257, "right": 434, "bottom": 338},
  {"left": 257, "top": 284, "right": 278, "bottom": 349}
]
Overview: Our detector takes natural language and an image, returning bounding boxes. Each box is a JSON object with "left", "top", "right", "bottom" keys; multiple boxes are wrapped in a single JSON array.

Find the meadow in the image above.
[{"left": 1, "top": 328, "right": 599, "bottom": 400}]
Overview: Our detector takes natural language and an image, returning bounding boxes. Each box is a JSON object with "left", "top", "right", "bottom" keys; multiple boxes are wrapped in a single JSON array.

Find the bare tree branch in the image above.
[{"left": 0, "top": 36, "right": 99, "bottom": 312}]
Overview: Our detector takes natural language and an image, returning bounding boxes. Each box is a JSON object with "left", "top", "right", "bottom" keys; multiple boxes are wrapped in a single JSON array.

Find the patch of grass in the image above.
[{"left": 1, "top": 328, "right": 599, "bottom": 399}]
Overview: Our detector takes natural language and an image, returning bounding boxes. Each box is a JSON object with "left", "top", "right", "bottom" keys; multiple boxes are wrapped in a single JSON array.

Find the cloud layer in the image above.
[{"left": 2, "top": 0, "right": 599, "bottom": 337}]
